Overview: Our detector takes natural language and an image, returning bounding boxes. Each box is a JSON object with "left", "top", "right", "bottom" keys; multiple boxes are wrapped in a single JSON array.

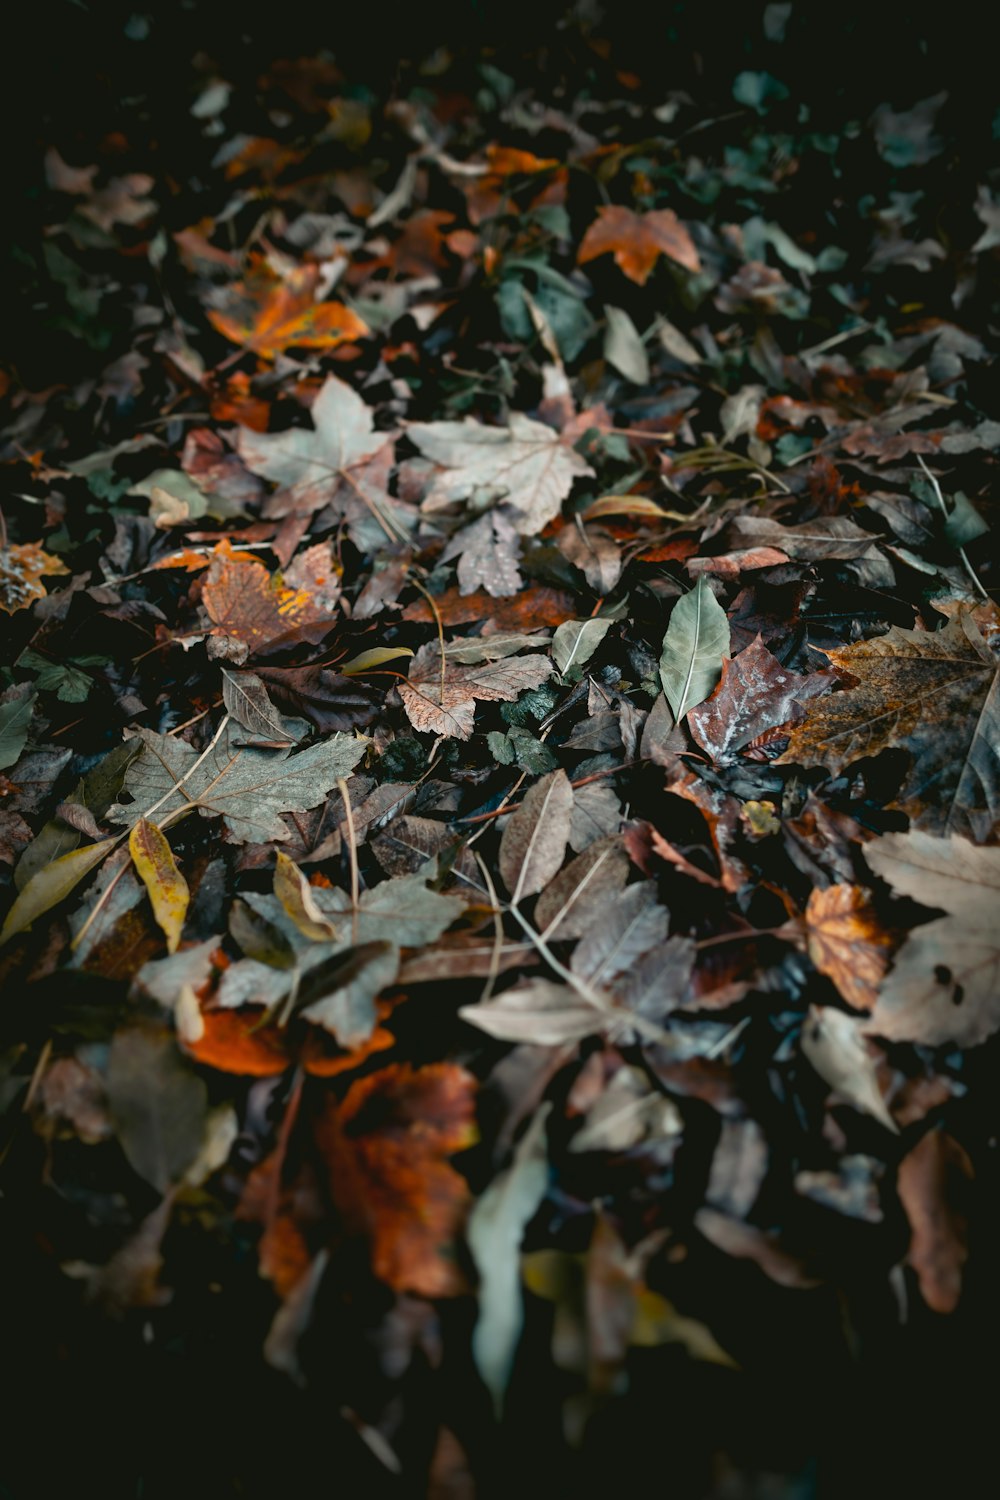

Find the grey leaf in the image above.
[
  {"left": 459, "top": 979, "right": 604, "bottom": 1045},
  {"left": 222, "top": 669, "right": 302, "bottom": 743},
  {"left": 534, "top": 836, "right": 630, "bottom": 941},
  {"left": 107, "top": 1027, "right": 209, "bottom": 1194},
  {"left": 499, "top": 769, "right": 574, "bottom": 902},
  {"left": 571, "top": 883, "right": 668, "bottom": 989},
  {"left": 603, "top": 305, "right": 649, "bottom": 385},
  {"left": 300, "top": 940, "right": 400, "bottom": 1046}
]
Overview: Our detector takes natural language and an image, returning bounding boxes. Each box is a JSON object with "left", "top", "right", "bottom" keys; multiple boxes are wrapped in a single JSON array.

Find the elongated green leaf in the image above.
[
  {"left": 0, "top": 838, "right": 118, "bottom": 946},
  {"left": 552, "top": 618, "right": 611, "bottom": 677},
  {"left": 468, "top": 1105, "right": 550, "bottom": 1414},
  {"left": 0, "top": 688, "right": 36, "bottom": 771},
  {"left": 659, "top": 578, "right": 730, "bottom": 721},
  {"left": 130, "top": 818, "right": 189, "bottom": 954}
]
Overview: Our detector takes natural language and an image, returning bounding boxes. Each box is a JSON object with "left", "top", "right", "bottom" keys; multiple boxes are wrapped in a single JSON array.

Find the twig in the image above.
[{"left": 337, "top": 777, "right": 360, "bottom": 944}]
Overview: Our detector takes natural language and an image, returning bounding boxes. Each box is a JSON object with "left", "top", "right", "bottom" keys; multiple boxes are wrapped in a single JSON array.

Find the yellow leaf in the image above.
[
  {"left": 273, "top": 851, "right": 338, "bottom": 941},
  {"left": 0, "top": 838, "right": 117, "bottom": 945},
  {"left": 338, "top": 647, "right": 414, "bottom": 676},
  {"left": 129, "top": 818, "right": 189, "bottom": 954}
]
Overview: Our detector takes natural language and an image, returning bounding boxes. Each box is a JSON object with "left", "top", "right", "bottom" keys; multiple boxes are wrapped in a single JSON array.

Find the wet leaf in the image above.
[
  {"left": 688, "top": 637, "right": 831, "bottom": 764},
  {"left": 399, "top": 642, "right": 552, "bottom": 739}
]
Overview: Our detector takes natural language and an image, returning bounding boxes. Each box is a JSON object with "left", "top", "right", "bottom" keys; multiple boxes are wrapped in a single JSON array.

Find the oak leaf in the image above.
[
  {"left": 577, "top": 205, "right": 701, "bottom": 284},
  {"left": 317, "top": 1062, "right": 478, "bottom": 1296},
  {"left": 779, "top": 612, "right": 999, "bottom": 840},
  {"left": 207, "top": 262, "right": 368, "bottom": 359}
]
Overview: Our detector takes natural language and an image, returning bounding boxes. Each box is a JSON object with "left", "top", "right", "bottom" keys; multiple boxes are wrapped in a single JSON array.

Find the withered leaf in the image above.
[
  {"left": 577, "top": 205, "right": 701, "bottom": 284},
  {"left": 0, "top": 542, "right": 69, "bottom": 614},
  {"left": 299, "top": 940, "right": 400, "bottom": 1047},
  {"left": 897, "top": 1128, "right": 972, "bottom": 1314},
  {"left": 499, "top": 769, "right": 574, "bottom": 902},
  {"left": 689, "top": 637, "right": 832, "bottom": 764},
  {"left": 805, "top": 884, "right": 892, "bottom": 1012},
  {"left": 273, "top": 851, "right": 338, "bottom": 941},
  {"left": 801, "top": 1004, "right": 898, "bottom": 1133},
  {"left": 864, "top": 831, "right": 1000, "bottom": 1047},
  {"left": 317, "top": 1062, "right": 478, "bottom": 1296},
  {"left": 779, "top": 612, "right": 999, "bottom": 841},
  {"left": 207, "top": 263, "right": 368, "bottom": 359},
  {"left": 222, "top": 668, "right": 302, "bottom": 743},
  {"left": 107, "top": 1027, "right": 209, "bottom": 1195},
  {"left": 399, "top": 642, "right": 553, "bottom": 739},
  {"left": 1, "top": 837, "right": 118, "bottom": 946},
  {"left": 534, "top": 836, "right": 630, "bottom": 940},
  {"left": 202, "top": 552, "right": 335, "bottom": 655},
  {"left": 129, "top": 818, "right": 189, "bottom": 955}
]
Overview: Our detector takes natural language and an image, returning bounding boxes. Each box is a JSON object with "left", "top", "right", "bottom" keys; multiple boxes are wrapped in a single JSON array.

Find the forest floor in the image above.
[{"left": 1, "top": 9, "right": 998, "bottom": 1499}]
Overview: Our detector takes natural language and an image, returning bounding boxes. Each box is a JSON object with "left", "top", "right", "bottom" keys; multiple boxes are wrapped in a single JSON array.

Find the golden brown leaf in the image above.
[
  {"left": 0, "top": 542, "right": 69, "bottom": 614},
  {"left": 577, "top": 205, "right": 701, "bottom": 284},
  {"left": 897, "top": 1129, "right": 973, "bottom": 1314},
  {"left": 208, "top": 261, "right": 368, "bottom": 360},
  {"left": 201, "top": 551, "right": 335, "bottom": 652},
  {"left": 129, "top": 818, "right": 190, "bottom": 954},
  {"left": 317, "top": 1062, "right": 477, "bottom": 1296},
  {"left": 805, "top": 883, "right": 893, "bottom": 1011},
  {"left": 778, "top": 611, "right": 999, "bottom": 841}
]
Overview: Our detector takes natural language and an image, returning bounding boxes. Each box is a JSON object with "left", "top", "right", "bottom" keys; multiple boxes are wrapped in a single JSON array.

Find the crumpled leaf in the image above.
[
  {"left": 659, "top": 578, "right": 730, "bottom": 723},
  {"left": 688, "top": 637, "right": 831, "bottom": 764},
  {"left": 778, "top": 611, "right": 999, "bottom": 841},
  {"left": 410, "top": 412, "right": 594, "bottom": 537},
  {"left": 316, "top": 1062, "right": 477, "bottom": 1296},
  {"left": 499, "top": 769, "right": 574, "bottom": 902},
  {"left": 207, "top": 262, "right": 369, "bottom": 359},
  {"left": 577, "top": 205, "right": 701, "bottom": 284},
  {"left": 468, "top": 1105, "right": 550, "bottom": 1414},
  {"left": 106, "top": 1027, "right": 209, "bottom": 1195},
  {"left": 0, "top": 542, "right": 69, "bottom": 614},
  {"left": 1, "top": 837, "right": 117, "bottom": 946},
  {"left": 399, "top": 641, "right": 553, "bottom": 739},
  {"left": 107, "top": 725, "right": 367, "bottom": 844},
  {"left": 222, "top": 668, "right": 303, "bottom": 744},
  {"left": 129, "top": 818, "right": 189, "bottom": 954},
  {"left": 805, "top": 883, "right": 892, "bottom": 1012},
  {"left": 864, "top": 831, "right": 1000, "bottom": 1047}
]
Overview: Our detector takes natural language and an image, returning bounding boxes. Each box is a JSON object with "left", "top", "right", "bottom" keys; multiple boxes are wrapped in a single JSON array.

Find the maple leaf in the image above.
[
  {"left": 409, "top": 413, "right": 594, "bottom": 537},
  {"left": 863, "top": 831, "right": 1000, "bottom": 1047},
  {"left": 0, "top": 543, "right": 69, "bottom": 614},
  {"left": 441, "top": 508, "right": 523, "bottom": 598},
  {"left": 464, "top": 144, "right": 562, "bottom": 224},
  {"left": 689, "top": 637, "right": 832, "bottom": 764},
  {"left": 778, "top": 611, "right": 999, "bottom": 840},
  {"left": 805, "top": 884, "right": 892, "bottom": 1012},
  {"left": 201, "top": 550, "right": 336, "bottom": 655},
  {"left": 207, "top": 262, "right": 368, "bottom": 359},
  {"left": 237, "top": 375, "right": 409, "bottom": 549},
  {"left": 316, "top": 1063, "right": 478, "bottom": 1296},
  {"left": 577, "top": 205, "right": 701, "bottom": 284},
  {"left": 107, "top": 725, "right": 366, "bottom": 844},
  {"left": 398, "top": 641, "right": 553, "bottom": 739}
]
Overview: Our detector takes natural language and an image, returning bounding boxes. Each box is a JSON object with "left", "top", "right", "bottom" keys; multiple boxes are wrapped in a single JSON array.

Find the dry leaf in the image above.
[
  {"left": 0, "top": 542, "right": 69, "bottom": 614},
  {"left": 499, "top": 769, "right": 574, "bottom": 902},
  {"left": 805, "top": 884, "right": 892, "bottom": 1012},
  {"left": 577, "top": 205, "right": 701, "bottom": 284},
  {"left": 398, "top": 642, "right": 552, "bottom": 739},
  {"left": 129, "top": 818, "right": 189, "bottom": 955},
  {"left": 208, "top": 261, "right": 368, "bottom": 359},
  {"left": 897, "top": 1129, "right": 972, "bottom": 1314}
]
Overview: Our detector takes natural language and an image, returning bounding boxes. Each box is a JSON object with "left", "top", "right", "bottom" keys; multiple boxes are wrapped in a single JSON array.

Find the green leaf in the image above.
[
  {"left": 0, "top": 838, "right": 118, "bottom": 946},
  {"left": 552, "top": 618, "right": 612, "bottom": 678},
  {"left": 0, "top": 688, "right": 36, "bottom": 771},
  {"left": 659, "top": 579, "right": 730, "bottom": 722},
  {"left": 944, "top": 492, "right": 989, "bottom": 548},
  {"left": 18, "top": 649, "right": 96, "bottom": 703},
  {"left": 603, "top": 305, "right": 649, "bottom": 384},
  {"left": 107, "top": 1028, "right": 209, "bottom": 1194},
  {"left": 468, "top": 1105, "right": 550, "bottom": 1415}
]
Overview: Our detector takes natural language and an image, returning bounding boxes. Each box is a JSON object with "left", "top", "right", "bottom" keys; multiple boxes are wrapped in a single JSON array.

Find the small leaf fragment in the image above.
[{"left": 274, "top": 851, "right": 338, "bottom": 941}]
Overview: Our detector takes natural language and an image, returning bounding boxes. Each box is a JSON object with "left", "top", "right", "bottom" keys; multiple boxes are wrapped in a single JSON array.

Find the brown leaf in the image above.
[
  {"left": 402, "top": 585, "right": 576, "bottom": 630},
  {"left": 499, "top": 769, "right": 574, "bottom": 902},
  {"left": 688, "top": 637, "right": 832, "bottom": 765},
  {"left": 0, "top": 543, "right": 69, "bottom": 614},
  {"left": 398, "top": 642, "right": 552, "bottom": 739},
  {"left": 779, "top": 611, "right": 999, "bottom": 841},
  {"left": 317, "top": 1063, "right": 477, "bottom": 1296},
  {"left": 578, "top": 205, "right": 701, "bottom": 284},
  {"left": 201, "top": 551, "right": 335, "bottom": 654},
  {"left": 897, "top": 1129, "right": 972, "bottom": 1314},
  {"left": 805, "top": 884, "right": 893, "bottom": 1012}
]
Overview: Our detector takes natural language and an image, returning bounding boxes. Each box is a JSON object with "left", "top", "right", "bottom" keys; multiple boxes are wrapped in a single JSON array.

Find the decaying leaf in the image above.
[
  {"left": 577, "top": 205, "right": 701, "bottom": 284},
  {"left": 801, "top": 1004, "right": 898, "bottom": 1133},
  {"left": 779, "top": 612, "right": 999, "bottom": 841},
  {"left": 805, "top": 884, "right": 893, "bottom": 1012},
  {"left": 106, "top": 1027, "right": 209, "bottom": 1194},
  {"left": 129, "top": 818, "right": 189, "bottom": 954},
  {"left": 0, "top": 542, "right": 69, "bottom": 614},
  {"left": 207, "top": 262, "right": 369, "bottom": 358},
  {"left": 398, "top": 641, "right": 553, "bottom": 739},
  {"left": 689, "top": 637, "right": 831, "bottom": 764},
  {"left": 499, "top": 769, "right": 574, "bottom": 902},
  {"left": 897, "top": 1128, "right": 973, "bottom": 1314},
  {"left": 273, "top": 851, "right": 338, "bottom": 940}
]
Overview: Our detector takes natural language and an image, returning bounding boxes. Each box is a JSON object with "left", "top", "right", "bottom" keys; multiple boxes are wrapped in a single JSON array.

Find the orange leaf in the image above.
[
  {"left": 208, "top": 263, "right": 369, "bottom": 360},
  {"left": 805, "top": 884, "right": 893, "bottom": 1012},
  {"left": 464, "top": 145, "right": 563, "bottom": 224},
  {"left": 183, "top": 1009, "right": 291, "bottom": 1076},
  {"left": 0, "top": 542, "right": 69, "bottom": 614},
  {"left": 577, "top": 205, "right": 701, "bottom": 284},
  {"left": 317, "top": 1062, "right": 477, "bottom": 1296},
  {"left": 201, "top": 551, "right": 334, "bottom": 652}
]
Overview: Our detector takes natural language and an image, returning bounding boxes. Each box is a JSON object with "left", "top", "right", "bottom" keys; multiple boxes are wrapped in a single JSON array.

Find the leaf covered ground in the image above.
[{"left": 2, "top": 6, "right": 999, "bottom": 1498}]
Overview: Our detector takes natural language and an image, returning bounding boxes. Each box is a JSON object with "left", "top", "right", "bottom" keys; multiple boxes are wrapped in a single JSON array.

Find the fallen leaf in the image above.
[
  {"left": 801, "top": 1004, "right": 898, "bottom": 1133},
  {"left": 0, "top": 543, "right": 69, "bottom": 614},
  {"left": 398, "top": 642, "right": 553, "bottom": 739},
  {"left": 578, "top": 205, "right": 701, "bottom": 284},
  {"left": 0, "top": 687, "right": 37, "bottom": 770},
  {"left": 0, "top": 837, "right": 118, "bottom": 946},
  {"left": 106, "top": 1027, "right": 209, "bottom": 1195},
  {"left": 805, "top": 884, "right": 892, "bottom": 1012},
  {"left": 221, "top": 668, "right": 302, "bottom": 743},
  {"left": 207, "top": 262, "right": 369, "bottom": 359},
  {"left": 688, "top": 637, "right": 831, "bottom": 764},
  {"left": 468, "top": 1105, "right": 550, "bottom": 1414},
  {"left": 202, "top": 552, "right": 335, "bottom": 654},
  {"left": 864, "top": 832, "right": 1000, "bottom": 1046},
  {"left": 129, "top": 818, "right": 189, "bottom": 955},
  {"left": 779, "top": 611, "right": 999, "bottom": 841},
  {"left": 273, "top": 851, "right": 338, "bottom": 941},
  {"left": 552, "top": 618, "right": 612, "bottom": 677},
  {"left": 317, "top": 1062, "right": 478, "bottom": 1296},
  {"left": 897, "top": 1129, "right": 972, "bottom": 1313},
  {"left": 659, "top": 578, "right": 730, "bottom": 723},
  {"left": 499, "top": 769, "right": 574, "bottom": 902},
  {"left": 410, "top": 413, "right": 594, "bottom": 536}
]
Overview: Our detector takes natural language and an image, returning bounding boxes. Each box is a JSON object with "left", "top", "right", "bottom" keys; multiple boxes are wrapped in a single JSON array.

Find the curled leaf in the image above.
[{"left": 274, "top": 852, "right": 338, "bottom": 941}]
